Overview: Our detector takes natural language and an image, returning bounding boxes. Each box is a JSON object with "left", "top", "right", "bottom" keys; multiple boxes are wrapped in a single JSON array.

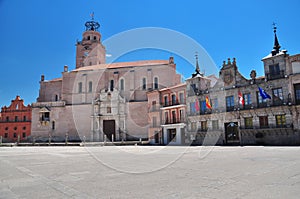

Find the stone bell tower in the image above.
[{"left": 75, "top": 14, "right": 106, "bottom": 69}]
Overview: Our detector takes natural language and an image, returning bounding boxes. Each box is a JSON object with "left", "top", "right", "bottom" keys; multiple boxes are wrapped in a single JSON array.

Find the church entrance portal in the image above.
[{"left": 103, "top": 120, "right": 116, "bottom": 141}]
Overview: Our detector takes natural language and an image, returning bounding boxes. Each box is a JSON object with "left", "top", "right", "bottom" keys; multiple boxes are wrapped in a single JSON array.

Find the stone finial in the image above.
[
  {"left": 250, "top": 70, "right": 256, "bottom": 80},
  {"left": 227, "top": 58, "right": 231, "bottom": 65},
  {"left": 64, "top": 65, "right": 68, "bottom": 72},
  {"left": 169, "top": 56, "right": 174, "bottom": 64},
  {"left": 223, "top": 61, "right": 226, "bottom": 66},
  {"left": 41, "top": 75, "right": 45, "bottom": 82},
  {"left": 233, "top": 58, "right": 236, "bottom": 65}
]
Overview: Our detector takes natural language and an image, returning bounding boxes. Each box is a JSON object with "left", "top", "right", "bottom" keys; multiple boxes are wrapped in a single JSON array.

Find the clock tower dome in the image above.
[{"left": 75, "top": 14, "right": 106, "bottom": 69}]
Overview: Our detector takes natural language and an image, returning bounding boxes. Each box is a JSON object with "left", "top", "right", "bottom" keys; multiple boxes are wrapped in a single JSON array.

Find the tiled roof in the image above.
[{"left": 74, "top": 60, "right": 170, "bottom": 71}]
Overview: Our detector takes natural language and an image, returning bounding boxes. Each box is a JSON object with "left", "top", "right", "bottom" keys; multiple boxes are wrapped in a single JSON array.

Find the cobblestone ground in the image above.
[{"left": 0, "top": 146, "right": 300, "bottom": 199}]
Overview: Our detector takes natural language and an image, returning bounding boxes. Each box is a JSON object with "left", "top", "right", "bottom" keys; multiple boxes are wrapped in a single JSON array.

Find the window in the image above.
[
  {"left": 13, "top": 133, "right": 17, "bottom": 138},
  {"left": 212, "top": 120, "right": 219, "bottom": 130},
  {"left": 52, "top": 121, "right": 55, "bottom": 130},
  {"left": 88, "top": 81, "right": 93, "bottom": 93},
  {"left": 200, "top": 100, "right": 206, "bottom": 114},
  {"left": 268, "top": 64, "right": 283, "bottom": 79},
  {"left": 93, "top": 36, "right": 97, "bottom": 40},
  {"left": 78, "top": 82, "right": 83, "bottom": 93},
  {"left": 23, "top": 116, "right": 26, "bottom": 121},
  {"left": 294, "top": 84, "right": 300, "bottom": 105},
  {"left": 120, "top": 79, "right": 124, "bottom": 91},
  {"left": 243, "top": 93, "right": 251, "bottom": 106},
  {"left": 190, "top": 102, "right": 196, "bottom": 114},
  {"left": 6, "top": 116, "right": 9, "bottom": 122},
  {"left": 107, "top": 107, "right": 111, "bottom": 113},
  {"left": 276, "top": 115, "right": 286, "bottom": 127},
  {"left": 23, "top": 126, "right": 26, "bottom": 130},
  {"left": 4, "top": 133, "right": 8, "bottom": 138},
  {"left": 212, "top": 98, "right": 218, "bottom": 109},
  {"left": 41, "top": 112, "right": 50, "bottom": 122},
  {"left": 172, "top": 110, "right": 176, "bottom": 123},
  {"left": 165, "top": 112, "right": 169, "bottom": 124},
  {"left": 87, "top": 36, "right": 90, "bottom": 40},
  {"left": 191, "top": 122, "right": 197, "bottom": 131},
  {"left": 257, "top": 91, "right": 267, "bottom": 107},
  {"left": 200, "top": 121, "right": 208, "bottom": 131},
  {"left": 14, "top": 127, "right": 17, "bottom": 130},
  {"left": 171, "top": 94, "right": 176, "bottom": 105},
  {"left": 164, "top": 96, "right": 168, "bottom": 106},
  {"left": 154, "top": 77, "right": 158, "bottom": 89},
  {"left": 5, "top": 127, "right": 8, "bottom": 131},
  {"left": 179, "top": 109, "right": 184, "bottom": 122},
  {"left": 259, "top": 116, "right": 268, "bottom": 128},
  {"left": 152, "top": 116, "right": 157, "bottom": 127},
  {"left": 15, "top": 116, "right": 18, "bottom": 122},
  {"left": 110, "top": 80, "right": 114, "bottom": 91},
  {"left": 179, "top": 93, "right": 184, "bottom": 104},
  {"left": 22, "top": 132, "right": 26, "bottom": 138},
  {"left": 142, "top": 78, "right": 146, "bottom": 90},
  {"left": 244, "top": 117, "right": 253, "bottom": 129},
  {"left": 55, "top": 94, "right": 59, "bottom": 101},
  {"left": 269, "top": 64, "right": 280, "bottom": 75},
  {"left": 226, "top": 96, "right": 234, "bottom": 111},
  {"left": 272, "top": 88, "right": 283, "bottom": 105}
]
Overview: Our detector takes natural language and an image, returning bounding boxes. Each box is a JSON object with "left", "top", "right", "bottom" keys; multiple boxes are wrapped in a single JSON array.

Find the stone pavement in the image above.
[{"left": 0, "top": 146, "right": 300, "bottom": 199}]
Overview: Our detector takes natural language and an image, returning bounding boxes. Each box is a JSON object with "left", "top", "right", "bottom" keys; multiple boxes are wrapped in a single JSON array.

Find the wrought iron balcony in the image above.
[
  {"left": 161, "top": 100, "right": 186, "bottom": 107},
  {"left": 266, "top": 70, "right": 285, "bottom": 80},
  {"left": 161, "top": 117, "right": 186, "bottom": 125}
]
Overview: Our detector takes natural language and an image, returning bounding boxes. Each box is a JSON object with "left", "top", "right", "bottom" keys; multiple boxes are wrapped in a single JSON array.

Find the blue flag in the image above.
[{"left": 259, "top": 87, "right": 271, "bottom": 99}]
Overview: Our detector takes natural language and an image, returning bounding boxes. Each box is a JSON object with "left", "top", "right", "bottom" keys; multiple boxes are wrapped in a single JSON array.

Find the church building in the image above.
[{"left": 31, "top": 17, "right": 182, "bottom": 142}]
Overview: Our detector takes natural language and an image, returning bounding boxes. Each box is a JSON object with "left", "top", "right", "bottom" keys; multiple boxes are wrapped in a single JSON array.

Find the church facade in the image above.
[
  {"left": 186, "top": 26, "right": 300, "bottom": 145},
  {"left": 31, "top": 18, "right": 181, "bottom": 142}
]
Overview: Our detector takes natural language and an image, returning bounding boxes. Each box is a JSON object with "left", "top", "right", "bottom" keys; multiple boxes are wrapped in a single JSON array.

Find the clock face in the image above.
[{"left": 84, "top": 51, "right": 89, "bottom": 57}]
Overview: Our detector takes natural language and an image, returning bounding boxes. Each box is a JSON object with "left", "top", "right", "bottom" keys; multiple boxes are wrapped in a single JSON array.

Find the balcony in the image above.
[
  {"left": 161, "top": 100, "right": 185, "bottom": 108},
  {"left": 161, "top": 117, "right": 185, "bottom": 125},
  {"left": 266, "top": 70, "right": 285, "bottom": 80},
  {"left": 240, "top": 124, "right": 293, "bottom": 130}
]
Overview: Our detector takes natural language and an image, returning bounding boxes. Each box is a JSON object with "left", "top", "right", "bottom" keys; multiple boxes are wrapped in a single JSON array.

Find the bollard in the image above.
[
  {"left": 139, "top": 137, "right": 142, "bottom": 144},
  {"left": 17, "top": 135, "right": 20, "bottom": 145},
  {"left": 83, "top": 136, "right": 86, "bottom": 146},
  {"left": 104, "top": 135, "right": 107, "bottom": 145},
  {"left": 32, "top": 137, "right": 35, "bottom": 146},
  {"left": 0, "top": 136, "right": 2, "bottom": 145},
  {"left": 112, "top": 134, "right": 114, "bottom": 142},
  {"left": 48, "top": 134, "right": 51, "bottom": 146},
  {"left": 65, "top": 133, "right": 68, "bottom": 145}
]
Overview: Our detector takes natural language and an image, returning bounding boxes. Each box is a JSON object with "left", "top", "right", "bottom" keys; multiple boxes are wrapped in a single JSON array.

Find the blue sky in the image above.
[{"left": 0, "top": 0, "right": 299, "bottom": 106}]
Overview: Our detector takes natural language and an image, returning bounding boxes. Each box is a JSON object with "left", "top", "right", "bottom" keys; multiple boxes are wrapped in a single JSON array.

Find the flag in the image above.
[
  {"left": 258, "top": 87, "right": 271, "bottom": 99},
  {"left": 195, "top": 99, "right": 200, "bottom": 111},
  {"left": 238, "top": 90, "right": 245, "bottom": 106},
  {"left": 206, "top": 96, "right": 212, "bottom": 109}
]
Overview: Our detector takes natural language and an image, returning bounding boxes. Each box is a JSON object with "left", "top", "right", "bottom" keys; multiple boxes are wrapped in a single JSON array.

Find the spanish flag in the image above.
[{"left": 206, "top": 96, "right": 212, "bottom": 109}]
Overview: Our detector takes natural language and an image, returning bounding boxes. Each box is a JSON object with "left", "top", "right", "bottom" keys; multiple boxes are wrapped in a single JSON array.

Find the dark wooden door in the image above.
[{"left": 103, "top": 120, "right": 116, "bottom": 141}]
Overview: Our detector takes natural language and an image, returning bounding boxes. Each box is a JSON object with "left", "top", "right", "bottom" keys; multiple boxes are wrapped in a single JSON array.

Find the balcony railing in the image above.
[
  {"left": 266, "top": 70, "right": 285, "bottom": 80},
  {"left": 162, "top": 100, "right": 186, "bottom": 107},
  {"left": 240, "top": 124, "right": 293, "bottom": 130},
  {"left": 162, "top": 117, "right": 185, "bottom": 125}
]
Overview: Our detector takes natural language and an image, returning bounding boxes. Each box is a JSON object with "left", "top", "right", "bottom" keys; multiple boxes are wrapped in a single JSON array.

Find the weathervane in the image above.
[
  {"left": 85, "top": 12, "right": 100, "bottom": 31},
  {"left": 272, "top": 22, "right": 277, "bottom": 33}
]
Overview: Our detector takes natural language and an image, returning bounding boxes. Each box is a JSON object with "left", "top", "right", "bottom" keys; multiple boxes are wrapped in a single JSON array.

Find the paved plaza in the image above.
[{"left": 0, "top": 146, "right": 300, "bottom": 199}]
